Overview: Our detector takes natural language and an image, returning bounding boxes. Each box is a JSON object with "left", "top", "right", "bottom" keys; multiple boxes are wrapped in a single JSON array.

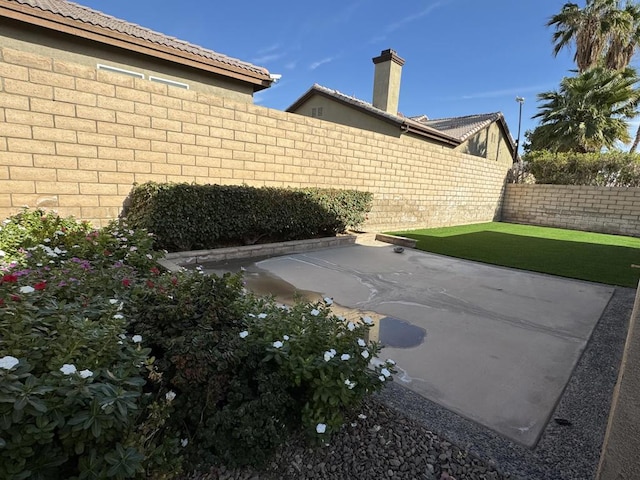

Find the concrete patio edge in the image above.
[
  {"left": 162, "top": 234, "right": 356, "bottom": 267},
  {"left": 374, "top": 233, "right": 417, "bottom": 248},
  {"left": 596, "top": 281, "right": 640, "bottom": 480}
]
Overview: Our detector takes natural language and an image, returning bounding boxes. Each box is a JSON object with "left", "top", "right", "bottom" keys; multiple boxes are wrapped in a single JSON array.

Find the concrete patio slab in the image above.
[{"left": 241, "top": 241, "right": 614, "bottom": 447}]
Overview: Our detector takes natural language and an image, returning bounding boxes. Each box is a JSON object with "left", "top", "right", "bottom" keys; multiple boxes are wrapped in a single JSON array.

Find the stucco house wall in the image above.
[
  {"left": 457, "top": 122, "right": 513, "bottom": 164},
  {"left": 290, "top": 95, "right": 401, "bottom": 137},
  {"left": 0, "top": 21, "right": 255, "bottom": 103}
]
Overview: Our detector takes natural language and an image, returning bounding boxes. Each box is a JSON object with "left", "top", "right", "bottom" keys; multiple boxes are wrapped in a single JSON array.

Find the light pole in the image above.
[{"left": 514, "top": 96, "right": 525, "bottom": 163}]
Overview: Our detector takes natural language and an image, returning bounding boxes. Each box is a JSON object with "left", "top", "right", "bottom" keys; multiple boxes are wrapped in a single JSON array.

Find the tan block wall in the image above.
[
  {"left": 502, "top": 184, "right": 640, "bottom": 237},
  {"left": 0, "top": 46, "right": 512, "bottom": 228}
]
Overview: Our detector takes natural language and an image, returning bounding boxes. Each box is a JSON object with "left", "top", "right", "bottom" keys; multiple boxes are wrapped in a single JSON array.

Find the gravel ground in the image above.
[{"left": 181, "top": 397, "right": 509, "bottom": 480}]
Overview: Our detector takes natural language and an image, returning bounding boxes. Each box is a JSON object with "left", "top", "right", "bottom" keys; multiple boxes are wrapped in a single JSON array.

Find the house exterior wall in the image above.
[
  {"left": 289, "top": 95, "right": 401, "bottom": 137},
  {"left": 0, "top": 20, "right": 255, "bottom": 102},
  {"left": 0, "top": 46, "right": 513, "bottom": 229},
  {"left": 456, "top": 122, "right": 513, "bottom": 163},
  {"left": 502, "top": 184, "right": 640, "bottom": 237}
]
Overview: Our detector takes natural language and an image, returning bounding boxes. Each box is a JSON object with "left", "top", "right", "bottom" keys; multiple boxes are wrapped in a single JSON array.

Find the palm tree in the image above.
[
  {"left": 548, "top": 0, "right": 615, "bottom": 73},
  {"left": 547, "top": 0, "right": 640, "bottom": 151},
  {"left": 531, "top": 67, "right": 640, "bottom": 152}
]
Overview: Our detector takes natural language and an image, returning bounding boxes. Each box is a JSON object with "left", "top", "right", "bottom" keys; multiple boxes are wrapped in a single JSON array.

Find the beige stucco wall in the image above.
[
  {"left": 0, "top": 46, "right": 513, "bottom": 229},
  {"left": 289, "top": 95, "right": 401, "bottom": 137},
  {"left": 457, "top": 122, "right": 512, "bottom": 163},
  {"left": 502, "top": 184, "right": 640, "bottom": 237},
  {"left": 0, "top": 20, "right": 254, "bottom": 102}
]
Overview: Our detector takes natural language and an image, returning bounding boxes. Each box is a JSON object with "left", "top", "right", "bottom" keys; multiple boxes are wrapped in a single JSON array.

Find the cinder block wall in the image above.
[
  {"left": 502, "top": 184, "right": 640, "bottom": 237},
  {"left": 0, "top": 46, "right": 512, "bottom": 229}
]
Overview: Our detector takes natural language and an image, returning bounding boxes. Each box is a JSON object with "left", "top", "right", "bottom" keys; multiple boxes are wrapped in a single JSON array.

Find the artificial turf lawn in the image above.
[{"left": 387, "top": 222, "right": 640, "bottom": 287}]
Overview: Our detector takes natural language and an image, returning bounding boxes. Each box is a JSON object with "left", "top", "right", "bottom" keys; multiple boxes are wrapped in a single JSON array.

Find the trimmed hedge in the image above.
[
  {"left": 122, "top": 182, "right": 373, "bottom": 252},
  {"left": 519, "top": 151, "right": 640, "bottom": 186}
]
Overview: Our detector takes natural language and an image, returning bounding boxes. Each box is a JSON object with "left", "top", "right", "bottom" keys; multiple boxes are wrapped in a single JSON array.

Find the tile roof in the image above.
[
  {"left": 1, "top": 0, "right": 271, "bottom": 79},
  {"left": 410, "top": 112, "right": 505, "bottom": 142},
  {"left": 287, "top": 84, "right": 460, "bottom": 146}
]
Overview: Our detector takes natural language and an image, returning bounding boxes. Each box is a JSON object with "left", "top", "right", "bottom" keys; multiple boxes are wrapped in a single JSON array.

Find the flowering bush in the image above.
[
  {"left": 0, "top": 210, "right": 180, "bottom": 479},
  {"left": 1, "top": 208, "right": 395, "bottom": 473},
  {"left": 126, "top": 270, "right": 395, "bottom": 467}
]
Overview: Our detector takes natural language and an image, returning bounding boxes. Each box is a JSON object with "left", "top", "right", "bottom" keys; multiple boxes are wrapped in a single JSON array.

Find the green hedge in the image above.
[
  {"left": 122, "top": 183, "right": 373, "bottom": 252},
  {"left": 520, "top": 151, "right": 640, "bottom": 186}
]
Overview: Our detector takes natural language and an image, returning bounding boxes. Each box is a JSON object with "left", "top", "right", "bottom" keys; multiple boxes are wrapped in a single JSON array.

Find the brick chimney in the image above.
[{"left": 372, "top": 49, "right": 405, "bottom": 115}]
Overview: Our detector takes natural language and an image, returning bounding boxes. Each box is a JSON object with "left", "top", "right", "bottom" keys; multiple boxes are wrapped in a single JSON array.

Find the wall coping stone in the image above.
[
  {"left": 374, "top": 233, "right": 417, "bottom": 248},
  {"left": 163, "top": 234, "right": 356, "bottom": 267}
]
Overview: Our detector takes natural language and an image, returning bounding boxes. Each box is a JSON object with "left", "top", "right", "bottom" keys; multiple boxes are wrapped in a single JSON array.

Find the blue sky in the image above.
[{"left": 78, "top": 0, "right": 597, "bottom": 141}]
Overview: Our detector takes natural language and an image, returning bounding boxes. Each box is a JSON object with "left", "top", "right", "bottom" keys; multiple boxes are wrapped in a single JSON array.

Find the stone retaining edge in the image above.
[
  {"left": 374, "top": 233, "right": 417, "bottom": 248},
  {"left": 163, "top": 235, "right": 356, "bottom": 267},
  {"left": 596, "top": 281, "right": 640, "bottom": 480}
]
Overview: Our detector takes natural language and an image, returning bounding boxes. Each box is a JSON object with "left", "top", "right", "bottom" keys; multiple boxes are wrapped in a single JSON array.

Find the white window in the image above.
[
  {"left": 97, "top": 64, "right": 144, "bottom": 78},
  {"left": 149, "top": 76, "right": 190, "bottom": 89}
]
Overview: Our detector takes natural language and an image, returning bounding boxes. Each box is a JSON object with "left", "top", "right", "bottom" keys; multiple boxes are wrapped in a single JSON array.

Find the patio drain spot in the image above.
[{"left": 379, "top": 317, "right": 426, "bottom": 348}]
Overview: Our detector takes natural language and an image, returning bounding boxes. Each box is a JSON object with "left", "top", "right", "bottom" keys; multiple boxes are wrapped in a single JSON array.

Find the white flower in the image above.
[
  {"left": 118, "top": 334, "right": 126, "bottom": 339},
  {"left": 283, "top": 335, "right": 290, "bottom": 341},
  {"left": 323, "top": 297, "right": 333, "bottom": 305},
  {"left": 181, "top": 438, "right": 188, "bottom": 447},
  {"left": 79, "top": 369, "right": 93, "bottom": 379},
  {"left": 357, "top": 338, "right": 366, "bottom": 347},
  {"left": 363, "top": 316, "right": 374, "bottom": 325},
  {"left": 381, "top": 368, "right": 391, "bottom": 378},
  {"left": 239, "top": 330, "right": 249, "bottom": 339},
  {"left": 60, "top": 364, "right": 77, "bottom": 375},
  {"left": 0, "top": 356, "right": 19, "bottom": 370},
  {"left": 336, "top": 315, "right": 345, "bottom": 321},
  {"left": 379, "top": 375, "right": 386, "bottom": 382},
  {"left": 310, "top": 309, "right": 320, "bottom": 316},
  {"left": 273, "top": 341, "right": 283, "bottom": 348},
  {"left": 257, "top": 313, "right": 267, "bottom": 319},
  {"left": 344, "top": 379, "right": 356, "bottom": 389},
  {"left": 19, "top": 286, "right": 35, "bottom": 294},
  {"left": 386, "top": 359, "right": 396, "bottom": 365},
  {"left": 53, "top": 247, "right": 62, "bottom": 254},
  {"left": 316, "top": 423, "right": 327, "bottom": 434},
  {"left": 347, "top": 322, "right": 355, "bottom": 331},
  {"left": 132, "top": 335, "right": 143, "bottom": 343},
  {"left": 109, "top": 299, "right": 118, "bottom": 304},
  {"left": 358, "top": 414, "right": 367, "bottom": 419},
  {"left": 361, "top": 350, "right": 370, "bottom": 359},
  {"left": 0, "top": 249, "right": 6, "bottom": 257},
  {"left": 340, "top": 354, "right": 350, "bottom": 361},
  {"left": 129, "top": 246, "right": 137, "bottom": 252},
  {"left": 43, "top": 238, "right": 50, "bottom": 243},
  {"left": 323, "top": 349, "right": 336, "bottom": 362},
  {"left": 165, "top": 391, "right": 176, "bottom": 402},
  {"left": 113, "top": 314, "right": 124, "bottom": 320},
  {"left": 247, "top": 313, "right": 256, "bottom": 318},
  {"left": 146, "top": 254, "right": 153, "bottom": 260},
  {"left": 54, "top": 230, "right": 64, "bottom": 236}
]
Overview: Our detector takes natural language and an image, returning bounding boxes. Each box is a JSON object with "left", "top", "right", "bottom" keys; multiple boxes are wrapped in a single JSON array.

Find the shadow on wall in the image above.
[
  {"left": 465, "top": 133, "right": 488, "bottom": 159},
  {"left": 399, "top": 230, "right": 640, "bottom": 287}
]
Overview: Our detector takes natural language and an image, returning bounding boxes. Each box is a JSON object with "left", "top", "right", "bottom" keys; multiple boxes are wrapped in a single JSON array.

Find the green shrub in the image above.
[
  {"left": 125, "top": 272, "right": 395, "bottom": 468},
  {"left": 122, "top": 182, "right": 373, "bottom": 252},
  {"left": 2, "top": 209, "right": 394, "bottom": 474},
  {"left": 519, "top": 151, "right": 640, "bottom": 185},
  {"left": 0, "top": 210, "right": 181, "bottom": 479}
]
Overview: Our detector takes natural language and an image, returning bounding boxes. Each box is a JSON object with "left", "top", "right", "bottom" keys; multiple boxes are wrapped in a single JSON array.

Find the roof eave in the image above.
[
  {"left": 286, "top": 86, "right": 404, "bottom": 127},
  {"left": 0, "top": 2, "right": 273, "bottom": 91},
  {"left": 403, "top": 123, "right": 460, "bottom": 147}
]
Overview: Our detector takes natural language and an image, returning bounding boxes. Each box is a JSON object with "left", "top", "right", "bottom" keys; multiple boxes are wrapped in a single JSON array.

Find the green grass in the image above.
[{"left": 387, "top": 222, "right": 640, "bottom": 287}]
